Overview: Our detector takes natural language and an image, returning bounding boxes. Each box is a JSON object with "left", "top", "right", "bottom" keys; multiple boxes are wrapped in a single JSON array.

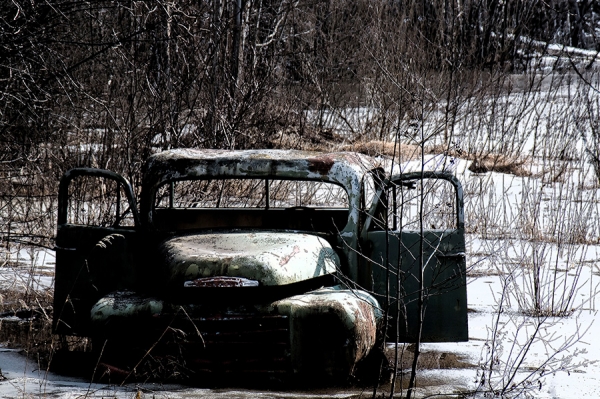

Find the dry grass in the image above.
[
  {"left": 426, "top": 144, "right": 531, "bottom": 176},
  {"left": 468, "top": 156, "right": 530, "bottom": 176},
  {"left": 336, "top": 140, "right": 421, "bottom": 161},
  {"left": 269, "top": 129, "right": 423, "bottom": 162},
  {"left": 0, "top": 305, "right": 54, "bottom": 371}
]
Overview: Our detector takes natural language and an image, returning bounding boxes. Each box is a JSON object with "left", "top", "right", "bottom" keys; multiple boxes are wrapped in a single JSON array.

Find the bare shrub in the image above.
[
  {"left": 2, "top": 0, "right": 600, "bottom": 396},
  {"left": 475, "top": 287, "right": 592, "bottom": 398}
]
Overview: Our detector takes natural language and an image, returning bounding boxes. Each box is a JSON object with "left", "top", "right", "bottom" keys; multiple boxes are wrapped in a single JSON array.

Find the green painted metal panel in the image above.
[
  {"left": 364, "top": 171, "right": 468, "bottom": 342},
  {"left": 367, "top": 229, "right": 467, "bottom": 342}
]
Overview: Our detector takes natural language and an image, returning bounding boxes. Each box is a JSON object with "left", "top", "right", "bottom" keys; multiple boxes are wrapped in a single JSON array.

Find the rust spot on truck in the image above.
[
  {"left": 279, "top": 245, "right": 300, "bottom": 266},
  {"left": 355, "top": 299, "right": 378, "bottom": 354},
  {"left": 308, "top": 155, "right": 335, "bottom": 175}
]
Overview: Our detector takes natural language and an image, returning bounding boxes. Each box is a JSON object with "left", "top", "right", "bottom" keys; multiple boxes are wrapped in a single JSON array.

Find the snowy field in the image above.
[
  {"left": 3, "top": 159, "right": 600, "bottom": 398},
  {"left": 2, "top": 224, "right": 599, "bottom": 398},
  {"left": 3, "top": 69, "right": 600, "bottom": 397}
]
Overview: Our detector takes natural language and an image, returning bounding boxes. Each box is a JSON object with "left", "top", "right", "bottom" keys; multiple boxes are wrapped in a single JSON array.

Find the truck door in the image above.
[
  {"left": 54, "top": 168, "right": 139, "bottom": 336},
  {"left": 363, "top": 172, "right": 467, "bottom": 342}
]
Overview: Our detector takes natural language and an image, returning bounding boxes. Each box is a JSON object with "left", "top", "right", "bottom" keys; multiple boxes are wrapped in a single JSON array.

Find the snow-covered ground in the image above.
[
  {"left": 1, "top": 248, "right": 597, "bottom": 398},
  {"left": 3, "top": 160, "right": 600, "bottom": 398},
  {"left": 375, "top": 154, "right": 600, "bottom": 398},
  {"left": 0, "top": 247, "right": 55, "bottom": 294},
  {"left": 3, "top": 69, "right": 600, "bottom": 397}
]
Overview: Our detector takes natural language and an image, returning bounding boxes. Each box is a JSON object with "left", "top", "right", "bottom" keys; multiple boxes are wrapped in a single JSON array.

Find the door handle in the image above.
[
  {"left": 54, "top": 246, "right": 77, "bottom": 251},
  {"left": 437, "top": 252, "right": 465, "bottom": 259}
]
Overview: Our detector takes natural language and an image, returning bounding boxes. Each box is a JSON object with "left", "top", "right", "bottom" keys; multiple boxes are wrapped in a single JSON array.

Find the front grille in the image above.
[{"left": 172, "top": 312, "right": 291, "bottom": 374}]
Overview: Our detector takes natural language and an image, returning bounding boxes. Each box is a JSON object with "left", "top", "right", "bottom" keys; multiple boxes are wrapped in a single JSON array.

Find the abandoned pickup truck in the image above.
[{"left": 54, "top": 149, "right": 467, "bottom": 381}]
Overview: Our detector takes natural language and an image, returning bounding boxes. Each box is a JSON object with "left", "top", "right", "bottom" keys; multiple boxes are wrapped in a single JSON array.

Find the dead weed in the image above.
[
  {"left": 468, "top": 155, "right": 530, "bottom": 176},
  {"left": 336, "top": 141, "right": 421, "bottom": 160}
]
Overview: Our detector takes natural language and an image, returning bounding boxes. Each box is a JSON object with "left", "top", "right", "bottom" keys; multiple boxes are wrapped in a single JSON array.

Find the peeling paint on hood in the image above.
[{"left": 160, "top": 231, "right": 340, "bottom": 286}]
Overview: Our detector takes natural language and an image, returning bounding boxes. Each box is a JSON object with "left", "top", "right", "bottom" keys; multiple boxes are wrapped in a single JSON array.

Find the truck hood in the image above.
[{"left": 160, "top": 231, "right": 339, "bottom": 286}]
